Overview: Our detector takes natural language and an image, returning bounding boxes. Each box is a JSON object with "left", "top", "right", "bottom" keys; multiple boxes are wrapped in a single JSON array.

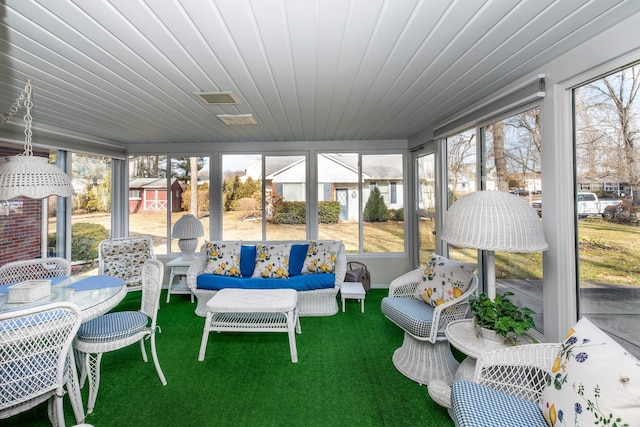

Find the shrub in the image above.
[
  {"left": 363, "top": 187, "right": 389, "bottom": 222},
  {"left": 48, "top": 223, "right": 107, "bottom": 261},
  {"left": 389, "top": 208, "right": 404, "bottom": 221},
  {"left": 318, "top": 201, "right": 340, "bottom": 223},
  {"left": 272, "top": 201, "right": 306, "bottom": 224}
]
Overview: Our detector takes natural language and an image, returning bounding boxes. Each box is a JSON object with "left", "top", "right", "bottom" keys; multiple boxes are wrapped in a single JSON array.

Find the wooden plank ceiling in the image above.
[{"left": 0, "top": 0, "right": 638, "bottom": 146}]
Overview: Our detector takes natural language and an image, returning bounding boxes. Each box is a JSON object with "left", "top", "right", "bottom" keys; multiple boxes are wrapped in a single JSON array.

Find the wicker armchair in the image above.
[
  {"left": 381, "top": 268, "right": 478, "bottom": 385},
  {"left": 0, "top": 257, "right": 71, "bottom": 285},
  {"left": 0, "top": 302, "right": 83, "bottom": 427},
  {"left": 450, "top": 343, "right": 560, "bottom": 427},
  {"left": 98, "top": 236, "right": 155, "bottom": 291},
  {"left": 74, "top": 259, "right": 167, "bottom": 414}
]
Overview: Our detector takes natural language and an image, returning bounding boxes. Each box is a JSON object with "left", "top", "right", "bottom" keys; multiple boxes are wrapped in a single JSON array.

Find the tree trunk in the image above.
[{"left": 492, "top": 122, "right": 509, "bottom": 191}]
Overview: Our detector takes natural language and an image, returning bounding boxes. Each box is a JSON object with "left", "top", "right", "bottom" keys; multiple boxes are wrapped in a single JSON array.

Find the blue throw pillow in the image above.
[
  {"left": 289, "top": 244, "right": 309, "bottom": 277},
  {"left": 240, "top": 245, "right": 257, "bottom": 277}
]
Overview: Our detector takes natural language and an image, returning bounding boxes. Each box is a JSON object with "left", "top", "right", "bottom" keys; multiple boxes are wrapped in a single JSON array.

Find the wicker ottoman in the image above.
[{"left": 198, "top": 288, "right": 301, "bottom": 363}]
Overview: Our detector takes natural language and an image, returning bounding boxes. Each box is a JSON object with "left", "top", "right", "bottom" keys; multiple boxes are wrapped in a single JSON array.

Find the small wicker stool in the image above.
[{"left": 198, "top": 288, "right": 301, "bottom": 363}]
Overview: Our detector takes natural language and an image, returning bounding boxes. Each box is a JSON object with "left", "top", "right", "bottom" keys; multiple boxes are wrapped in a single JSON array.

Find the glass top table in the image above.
[{"left": 0, "top": 275, "right": 127, "bottom": 322}]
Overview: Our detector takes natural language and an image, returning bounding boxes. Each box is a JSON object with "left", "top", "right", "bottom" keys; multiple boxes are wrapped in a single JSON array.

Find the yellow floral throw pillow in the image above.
[
  {"left": 202, "top": 241, "right": 241, "bottom": 276},
  {"left": 539, "top": 317, "right": 640, "bottom": 427},
  {"left": 301, "top": 240, "right": 339, "bottom": 274},
  {"left": 251, "top": 244, "right": 291, "bottom": 278},
  {"left": 413, "top": 254, "right": 476, "bottom": 307}
]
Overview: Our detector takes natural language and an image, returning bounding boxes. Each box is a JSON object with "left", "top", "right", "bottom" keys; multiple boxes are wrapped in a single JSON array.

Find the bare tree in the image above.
[
  {"left": 586, "top": 65, "right": 640, "bottom": 203},
  {"left": 447, "top": 130, "right": 476, "bottom": 203}
]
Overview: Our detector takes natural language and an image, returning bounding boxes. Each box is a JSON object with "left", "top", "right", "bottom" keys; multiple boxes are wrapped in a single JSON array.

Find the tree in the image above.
[
  {"left": 587, "top": 66, "right": 640, "bottom": 204},
  {"left": 488, "top": 121, "right": 509, "bottom": 191},
  {"left": 447, "top": 130, "right": 476, "bottom": 203},
  {"left": 363, "top": 186, "right": 389, "bottom": 222}
]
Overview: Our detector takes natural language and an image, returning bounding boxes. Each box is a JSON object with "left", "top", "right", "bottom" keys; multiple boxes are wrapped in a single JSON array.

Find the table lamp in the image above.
[
  {"left": 171, "top": 214, "right": 204, "bottom": 261},
  {"left": 440, "top": 191, "right": 548, "bottom": 299}
]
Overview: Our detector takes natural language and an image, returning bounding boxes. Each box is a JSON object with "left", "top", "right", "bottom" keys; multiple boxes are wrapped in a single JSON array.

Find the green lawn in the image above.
[{"left": 67, "top": 211, "right": 639, "bottom": 286}]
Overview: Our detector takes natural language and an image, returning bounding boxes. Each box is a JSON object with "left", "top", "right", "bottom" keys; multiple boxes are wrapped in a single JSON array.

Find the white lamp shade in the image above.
[
  {"left": 0, "top": 156, "right": 75, "bottom": 200},
  {"left": 441, "top": 191, "right": 548, "bottom": 252},
  {"left": 171, "top": 214, "right": 204, "bottom": 239}
]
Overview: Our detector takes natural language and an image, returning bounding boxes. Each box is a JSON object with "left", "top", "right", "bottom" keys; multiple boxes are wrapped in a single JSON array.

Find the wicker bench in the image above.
[{"left": 198, "top": 288, "right": 301, "bottom": 363}]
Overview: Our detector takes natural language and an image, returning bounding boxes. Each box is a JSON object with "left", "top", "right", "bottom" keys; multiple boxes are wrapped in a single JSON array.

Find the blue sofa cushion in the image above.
[
  {"left": 380, "top": 297, "right": 434, "bottom": 338},
  {"left": 197, "top": 273, "right": 335, "bottom": 291},
  {"left": 451, "top": 381, "right": 547, "bottom": 427},
  {"left": 289, "top": 244, "right": 309, "bottom": 277},
  {"left": 240, "top": 245, "right": 257, "bottom": 277}
]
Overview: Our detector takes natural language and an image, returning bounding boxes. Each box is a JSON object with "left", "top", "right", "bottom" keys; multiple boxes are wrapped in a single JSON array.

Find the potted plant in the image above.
[{"left": 469, "top": 291, "right": 536, "bottom": 344}]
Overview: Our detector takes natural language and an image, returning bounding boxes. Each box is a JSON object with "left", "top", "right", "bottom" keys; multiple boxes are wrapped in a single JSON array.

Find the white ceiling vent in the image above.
[
  {"left": 193, "top": 91, "right": 239, "bottom": 104},
  {"left": 217, "top": 114, "right": 257, "bottom": 125}
]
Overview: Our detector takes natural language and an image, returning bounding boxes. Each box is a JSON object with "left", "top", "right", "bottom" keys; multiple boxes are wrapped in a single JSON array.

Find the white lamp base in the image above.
[{"left": 177, "top": 238, "right": 198, "bottom": 261}]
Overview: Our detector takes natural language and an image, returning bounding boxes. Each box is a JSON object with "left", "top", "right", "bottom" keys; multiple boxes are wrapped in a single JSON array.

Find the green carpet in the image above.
[{"left": 6, "top": 289, "right": 453, "bottom": 426}]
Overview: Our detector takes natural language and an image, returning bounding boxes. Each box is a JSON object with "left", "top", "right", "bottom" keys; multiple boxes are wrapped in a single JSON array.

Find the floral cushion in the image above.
[
  {"left": 539, "top": 317, "right": 640, "bottom": 427},
  {"left": 301, "top": 240, "right": 339, "bottom": 274},
  {"left": 413, "top": 254, "right": 476, "bottom": 307},
  {"left": 101, "top": 238, "right": 153, "bottom": 287},
  {"left": 203, "top": 241, "right": 242, "bottom": 276},
  {"left": 251, "top": 244, "right": 291, "bottom": 278}
]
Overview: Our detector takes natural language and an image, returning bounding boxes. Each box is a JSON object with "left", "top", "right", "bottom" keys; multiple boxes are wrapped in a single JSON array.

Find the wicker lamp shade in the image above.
[
  {"left": 441, "top": 191, "right": 548, "bottom": 252},
  {"left": 0, "top": 156, "right": 75, "bottom": 200},
  {"left": 172, "top": 214, "right": 205, "bottom": 261},
  {"left": 0, "top": 79, "right": 75, "bottom": 200},
  {"left": 441, "top": 191, "right": 547, "bottom": 299}
]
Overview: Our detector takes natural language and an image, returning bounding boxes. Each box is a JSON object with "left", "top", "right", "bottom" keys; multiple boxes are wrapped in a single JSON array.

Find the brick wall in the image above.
[{"left": 0, "top": 146, "right": 45, "bottom": 264}]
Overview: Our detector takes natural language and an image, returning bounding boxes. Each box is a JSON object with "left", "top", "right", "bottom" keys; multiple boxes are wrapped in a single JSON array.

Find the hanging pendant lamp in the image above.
[{"left": 0, "top": 79, "right": 75, "bottom": 200}]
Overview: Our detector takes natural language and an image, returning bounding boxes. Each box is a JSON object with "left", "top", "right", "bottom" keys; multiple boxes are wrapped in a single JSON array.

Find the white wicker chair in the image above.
[
  {"left": 98, "top": 236, "right": 155, "bottom": 291},
  {"left": 0, "top": 302, "right": 83, "bottom": 427},
  {"left": 0, "top": 257, "right": 71, "bottom": 285},
  {"left": 74, "top": 259, "right": 167, "bottom": 414},
  {"left": 381, "top": 268, "right": 478, "bottom": 386},
  {"left": 450, "top": 343, "right": 561, "bottom": 427}
]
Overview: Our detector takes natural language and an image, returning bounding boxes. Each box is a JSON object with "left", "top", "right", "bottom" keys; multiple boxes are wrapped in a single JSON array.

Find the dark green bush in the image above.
[
  {"left": 272, "top": 201, "right": 306, "bottom": 224},
  {"left": 389, "top": 208, "right": 404, "bottom": 221},
  {"left": 363, "top": 187, "right": 389, "bottom": 222},
  {"left": 319, "top": 201, "right": 340, "bottom": 223},
  {"left": 49, "top": 223, "right": 108, "bottom": 261},
  {"left": 72, "top": 223, "right": 108, "bottom": 261}
]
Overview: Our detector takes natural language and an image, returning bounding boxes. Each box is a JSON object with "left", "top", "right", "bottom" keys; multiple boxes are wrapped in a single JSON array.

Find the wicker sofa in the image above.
[{"left": 186, "top": 240, "right": 346, "bottom": 317}]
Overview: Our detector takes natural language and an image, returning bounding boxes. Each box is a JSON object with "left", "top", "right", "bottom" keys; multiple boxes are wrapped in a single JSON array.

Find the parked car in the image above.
[
  {"left": 532, "top": 192, "right": 621, "bottom": 219},
  {"left": 510, "top": 188, "right": 529, "bottom": 196}
]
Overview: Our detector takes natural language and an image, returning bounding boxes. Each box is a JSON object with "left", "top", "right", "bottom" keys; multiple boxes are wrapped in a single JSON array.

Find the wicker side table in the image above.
[
  {"left": 166, "top": 257, "right": 196, "bottom": 303},
  {"left": 428, "top": 319, "right": 534, "bottom": 409}
]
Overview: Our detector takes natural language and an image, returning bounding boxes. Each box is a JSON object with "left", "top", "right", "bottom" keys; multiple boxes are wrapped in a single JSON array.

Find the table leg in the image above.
[
  {"left": 66, "top": 350, "right": 86, "bottom": 424},
  {"left": 287, "top": 310, "right": 298, "bottom": 363},
  {"left": 166, "top": 272, "right": 177, "bottom": 303},
  {"left": 198, "top": 311, "right": 214, "bottom": 361}
]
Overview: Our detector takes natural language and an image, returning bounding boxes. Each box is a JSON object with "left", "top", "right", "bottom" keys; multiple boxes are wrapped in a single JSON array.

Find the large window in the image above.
[
  {"left": 222, "top": 154, "right": 306, "bottom": 241},
  {"left": 318, "top": 153, "right": 405, "bottom": 253},
  {"left": 417, "top": 152, "right": 436, "bottom": 265},
  {"left": 265, "top": 155, "right": 306, "bottom": 240},
  {"left": 574, "top": 63, "right": 640, "bottom": 354},
  {"left": 128, "top": 155, "right": 169, "bottom": 253},
  {"left": 446, "top": 129, "right": 476, "bottom": 263},
  {"left": 362, "top": 154, "right": 404, "bottom": 252},
  {"left": 68, "top": 153, "right": 112, "bottom": 272},
  {"left": 444, "top": 107, "right": 545, "bottom": 333},
  {"left": 318, "top": 153, "right": 359, "bottom": 251},
  {"left": 169, "top": 157, "right": 208, "bottom": 255},
  {"left": 484, "top": 107, "right": 544, "bottom": 333}
]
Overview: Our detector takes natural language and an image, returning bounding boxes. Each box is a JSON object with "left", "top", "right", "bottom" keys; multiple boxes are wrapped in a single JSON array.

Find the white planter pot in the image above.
[{"left": 478, "top": 326, "right": 506, "bottom": 343}]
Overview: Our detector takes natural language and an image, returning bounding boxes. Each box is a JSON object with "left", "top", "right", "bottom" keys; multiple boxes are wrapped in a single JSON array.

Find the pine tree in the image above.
[{"left": 363, "top": 186, "right": 389, "bottom": 222}]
